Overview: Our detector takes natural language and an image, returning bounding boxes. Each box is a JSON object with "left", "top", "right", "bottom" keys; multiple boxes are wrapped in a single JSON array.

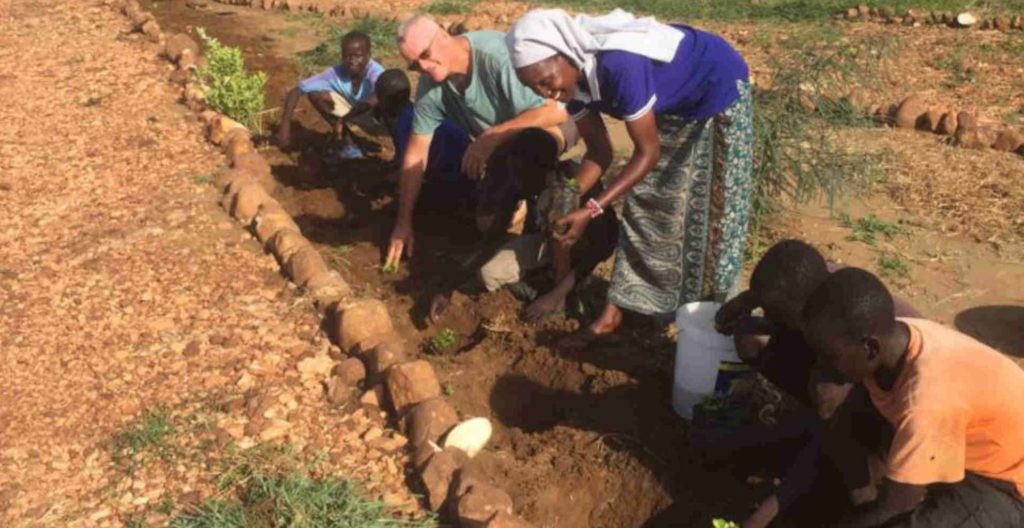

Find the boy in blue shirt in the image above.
[{"left": 274, "top": 31, "right": 384, "bottom": 161}]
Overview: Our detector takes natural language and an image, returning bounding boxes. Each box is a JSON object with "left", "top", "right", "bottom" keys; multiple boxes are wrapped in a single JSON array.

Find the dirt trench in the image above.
[{"left": 142, "top": 2, "right": 763, "bottom": 526}]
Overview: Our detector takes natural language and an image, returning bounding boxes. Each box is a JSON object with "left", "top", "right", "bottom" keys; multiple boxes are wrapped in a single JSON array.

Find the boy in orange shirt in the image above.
[{"left": 802, "top": 268, "right": 1024, "bottom": 527}]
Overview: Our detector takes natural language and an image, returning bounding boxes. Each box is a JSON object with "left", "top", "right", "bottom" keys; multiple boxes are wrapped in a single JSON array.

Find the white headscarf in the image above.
[{"left": 506, "top": 8, "right": 684, "bottom": 101}]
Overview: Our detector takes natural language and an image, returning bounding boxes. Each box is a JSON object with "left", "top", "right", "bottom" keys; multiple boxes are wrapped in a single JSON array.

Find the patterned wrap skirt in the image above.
[{"left": 607, "top": 81, "right": 755, "bottom": 315}]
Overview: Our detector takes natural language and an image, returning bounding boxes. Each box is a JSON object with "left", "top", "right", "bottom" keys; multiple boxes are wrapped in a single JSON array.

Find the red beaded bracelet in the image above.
[{"left": 585, "top": 198, "right": 604, "bottom": 219}]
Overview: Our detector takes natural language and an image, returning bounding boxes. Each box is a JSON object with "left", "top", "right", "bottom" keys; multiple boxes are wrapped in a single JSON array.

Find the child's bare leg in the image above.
[{"left": 743, "top": 495, "right": 779, "bottom": 528}]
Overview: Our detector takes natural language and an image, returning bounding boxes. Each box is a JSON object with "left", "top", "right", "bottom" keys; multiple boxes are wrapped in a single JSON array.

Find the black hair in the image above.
[
  {"left": 341, "top": 30, "right": 371, "bottom": 50},
  {"left": 506, "top": 128, "right": 559, "bottom": 195},
  {"left": 375, "top": 69, "right": 411, "bottom": 115},
  {"left": 750, "top": 239, "right": 829, "bottom": 322},
  {"left": 802, "top": 267, "right": 896, "bottom": 344}
]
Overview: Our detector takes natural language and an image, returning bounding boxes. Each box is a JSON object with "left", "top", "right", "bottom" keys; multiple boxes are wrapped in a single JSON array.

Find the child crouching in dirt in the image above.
[
  {"left": 429, "top": 127, "right": 619, "bottom": 324},
  {"left": 803, "top": 268, "right": 1024, "bottom": 527},
  {"left": 372, "top": 69, "right": 474, "bottom": 209},
  {"left": 273, "top": 30, "right": 384, "bottom": 162},
  {"left": 709, "top": 240, "right": 919, "bottom": 528}
]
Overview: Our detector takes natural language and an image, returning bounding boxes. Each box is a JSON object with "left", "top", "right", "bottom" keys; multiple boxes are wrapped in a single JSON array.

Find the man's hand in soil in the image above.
[
  {"left": 429, "top": 292, "right": 452, "bottom": 324},
  {"left": 524, "top": 291, "right": 566, "bottom": 323},
  {"left": 385, "top": 221, "right": 414, "bottom": 269}
]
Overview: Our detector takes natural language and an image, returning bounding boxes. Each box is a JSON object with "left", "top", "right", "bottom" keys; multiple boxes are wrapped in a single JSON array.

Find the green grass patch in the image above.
[
  {"left": 112, "top": 408, "right": 176, "bottom": 472},
  {"left": 540, "top": 0, "right": 1024, "bottom": 23},
  {"left": 430, "top": 328, "right": 458, "bottom": 351},
  {"left": 425, "top": 0, "right": 476, "bottom": 15},
  {"left": 196, "top": 28, "right": 268, "bottom": 133},
  {"left": 839, "top": 213, "right": 906, "bottom": 245},
  {"left": 713, "top": 519, "right": 740, "bottom": 528},
  {"left": 193, "top": 174, "right": 212, "bottom": 185},
  {"left": 172, "top": 445, "right": 435, "bottom": 528},
  {"left": 878, "top": 252, "right": 910, "bottom": 279}
]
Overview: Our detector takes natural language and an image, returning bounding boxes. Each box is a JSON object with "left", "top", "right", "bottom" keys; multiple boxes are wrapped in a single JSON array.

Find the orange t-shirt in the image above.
[{"left": 865, "top": 318, "right": 1024, "bottom": 495}]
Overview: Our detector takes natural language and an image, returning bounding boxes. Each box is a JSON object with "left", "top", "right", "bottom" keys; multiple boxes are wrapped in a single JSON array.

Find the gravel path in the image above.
[{"left": 0, "top": 2, "right": 415, "bottom": 525}]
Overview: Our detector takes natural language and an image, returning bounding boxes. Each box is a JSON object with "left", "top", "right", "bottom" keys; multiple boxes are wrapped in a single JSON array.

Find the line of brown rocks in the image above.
[
  {"left": 879, "top": 95, "right": 1024, "bottom": 154},
  {"left": 108, "top": 1, "right": 532, "bottom": 526},
  {"left": 839, "top": 5, "right": 1024, "bottom": 31}
]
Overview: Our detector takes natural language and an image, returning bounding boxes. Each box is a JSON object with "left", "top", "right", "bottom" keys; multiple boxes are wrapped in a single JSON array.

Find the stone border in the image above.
[
  {"left": 837, "top": 5, "right": 1024, "bottom": 32},
  {"left": 108, "top": 1, "right": 532, "bottom": 526},
  {"left": 875, "top": 95, "right": 1024, "bottom": 155}
]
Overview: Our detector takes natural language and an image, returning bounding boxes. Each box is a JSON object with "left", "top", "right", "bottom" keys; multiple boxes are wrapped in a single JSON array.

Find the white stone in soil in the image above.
[{"left": 443, "top": 417, "right": 492, "bottom": 458}]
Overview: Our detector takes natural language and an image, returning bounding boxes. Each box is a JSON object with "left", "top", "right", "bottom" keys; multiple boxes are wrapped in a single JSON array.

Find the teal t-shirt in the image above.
[{"left": 412, "top": 31, "right": 545, "bottom": 138}]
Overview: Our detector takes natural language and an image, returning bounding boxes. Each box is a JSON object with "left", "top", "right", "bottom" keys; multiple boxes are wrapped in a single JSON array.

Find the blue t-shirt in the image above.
[
  {"left": 568, "top": 26, "right": 748, "bottom": 122},
  {"left": 298, "top": 60, "right": 385, "bottom": 104},
  {"left": 394, "top": 105, "right": 471, "bottom": 184}
]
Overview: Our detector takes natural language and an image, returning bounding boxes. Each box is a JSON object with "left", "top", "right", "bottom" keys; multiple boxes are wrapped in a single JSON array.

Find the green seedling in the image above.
[
  {"left": 712, "top": 519, "right": 740, "bottom": 528},
  {"left": 380, "top": 262, "right": 399, "bottom": 274},
  {"left": 431, "top": 328, "right": 458, "bottom": 351},
  {"left": 839, "top": 213, "right": 906, "bottom": 246},
  {"left": 112, "top": 408, "right": 176, "bottom": 472},
  {"left": 193, "top": 174, "right": 212, "bottom": 185},
  {"left": 443, "top": 382, "right": 455, "bottom": 397},
  {"left": 878, "top": 253, "right": 910, "bottom": 280}
]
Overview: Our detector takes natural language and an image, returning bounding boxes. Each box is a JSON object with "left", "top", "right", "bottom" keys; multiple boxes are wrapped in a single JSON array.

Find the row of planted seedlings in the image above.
[{"left": 110, "top": 1, "right": 533, "bottom": 526}]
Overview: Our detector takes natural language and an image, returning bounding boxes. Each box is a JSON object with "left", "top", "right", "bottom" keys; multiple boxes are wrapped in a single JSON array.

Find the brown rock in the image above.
[
  {"left": 254, "top": 206, "right": 299, "bottom": 244},
  {"left": 992, "top": 129, "right": 1024, "bottom": 152},
  {"left": 208, "top": 114, "right": 246, "bottom": 145},
  {"left": 1012, "top": 15, "right": 1023, "bottom": 29},
  {"left": 917, "top": 109, "right": 943, "bottom": 133},
  {"left": 363, "top": 338, "right": 408, "bottom": 383},
  {"left": 412, "top": 442, "right": 440, "bottom": 471},
  {"left": 406, "top": 397, "right": 459, "bottom": 448},
  {"left": 367, "top": 433, "right": 409, "bottom": 454},
  {"left": 164, "top": 33, "right": 199, "bottom": 63},
  {"left": 269, "top": 229, "right": 309, "bottom": 264},
  {"left": 304, "top": 270, "right": 352, "bottom": 307},
  {"left": 223, "top": 128, "right": 254, "bottom": 156},
  {"left": 857, "top": 4, "right": 869, "bottom": 17},
  {"left": 330, "top": 299, "right": 395, "bottom": 352},
  {"left": 485, "top": 512, "right": 533, "bottom": 528},
  {"left": 332, "top": 357, "right": 367, "bottom": 385},
  {"left": 906, "top": 8, "right": 926, "bottom": 23},
  {"left": 845, "top": 7, "right": 859, "bottom": 20},
  {"left": 878, "top": 6, "right": 894, "bottom": 18},
  {"left": 420, "top": 447, "right": 469, "bottom": 511},
  {"left": 141, "top": 20, "right": 162, "bottom": 41},
  {"left": 286, "top": 246, "right": 328, "bottom": 287},
  {"left": 168, "top": 68, "right": 192, "bottom": 86},
  {"left": 230, "top": 182, "right": 271, "bottom": 223},
  {"left": 359, "top": 384, "right": 385, "bottom": 407},
  {"left": 995, "top": 15, "right": 1012, "bottom": 32},
  {"left": 457, "top": 481, "right": 515, "bottom": 528},
  {"left": 325, "top": 375, "right": 353, "bottom": 406},
  {"left": 387, "top": 360, "right": 442, "bottom": 414},
  {"left": 936, "top": 112, "right": 959, "bottom": 135},
  {"left": 893, "top": 95, "right": 927, "bottom": 129},
  {"left": 231, "top": 151, "right": 272, "bottom": 175}
]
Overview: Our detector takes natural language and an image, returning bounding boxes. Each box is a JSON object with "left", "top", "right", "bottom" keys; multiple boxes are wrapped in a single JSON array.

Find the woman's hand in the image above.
[{"left": 553, "top": 208, "right": 592, "bottom": 248}]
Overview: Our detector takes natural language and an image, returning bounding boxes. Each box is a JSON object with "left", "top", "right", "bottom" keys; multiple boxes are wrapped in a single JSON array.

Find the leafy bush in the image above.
[{"left": 195, "top": 28, "right": 268, "bottom": 133}]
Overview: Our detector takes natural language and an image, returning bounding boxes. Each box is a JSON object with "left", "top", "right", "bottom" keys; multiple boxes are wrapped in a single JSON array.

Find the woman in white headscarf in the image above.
[{"left": 506, "top": 8, "right": 755, "bottom": 346}]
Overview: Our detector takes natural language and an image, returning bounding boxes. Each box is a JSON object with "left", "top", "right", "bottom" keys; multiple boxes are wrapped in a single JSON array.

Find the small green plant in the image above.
[
  {"left": 380, "top": 262, "right": 400, "bottom": 274},
  {"left": 172, "top": 469, "right": 436, "bottom": 527},
  {"left": 712, "top": 519, "right": 740, "bottom": 528},
  {"left": 112, "top": 408, "right": 176, "bottom": 472},
  {"left": 839, "top": 213, "right": 906, "bottom": 246},
  {"left": 426, "top": 0, "right": 475, "bottom": 15},
  {"left": 442, "top": 382, "right": 455, "bottom": 397},
  {"left": 195, "top": 28, "right": 268, "bottom": 133},
  {"left": 431, "top": 328, "right": 458, "bottom": 351},
  {"left": 878, "top": 253, "right": 910, "bottom": 280},
  {"left": 193, "top": 174, "right": 212, "bottom": 185}
]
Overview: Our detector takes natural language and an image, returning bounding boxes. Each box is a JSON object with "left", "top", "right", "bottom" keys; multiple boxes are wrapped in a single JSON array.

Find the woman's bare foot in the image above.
[{"left": 559, "top": 303, "right": 623, "bottom": 349}]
